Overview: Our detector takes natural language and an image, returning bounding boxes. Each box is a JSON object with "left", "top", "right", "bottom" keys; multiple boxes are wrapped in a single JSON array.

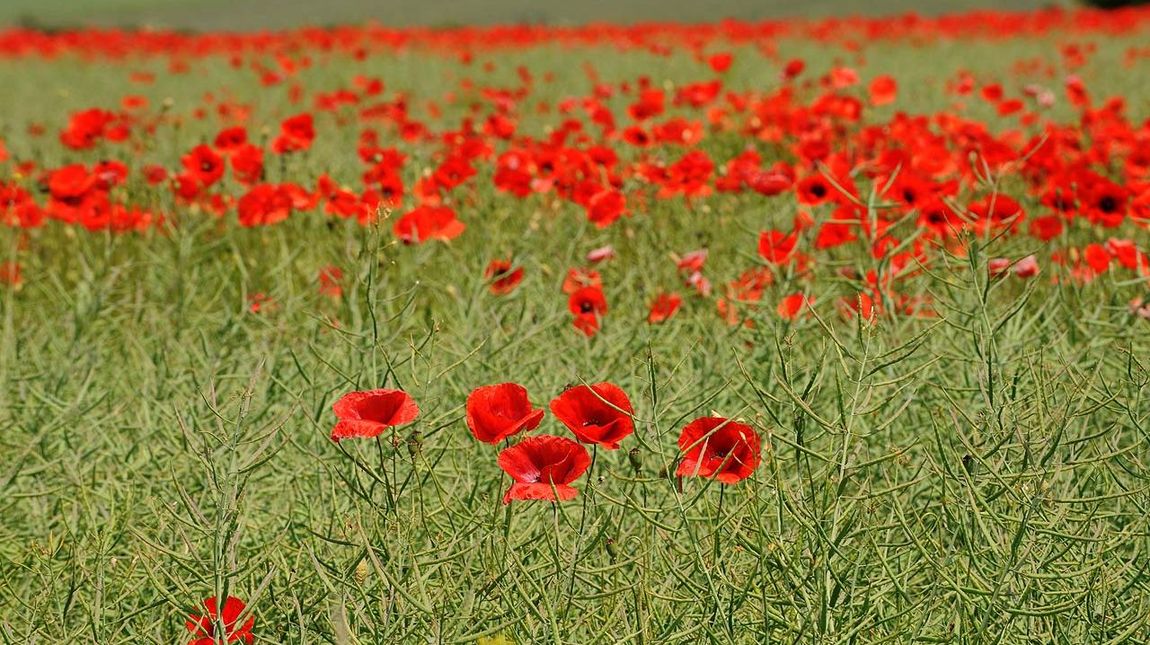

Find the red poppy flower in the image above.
[
  {"left": 466, "top": 383, "right": 545, "bottom": 444},
  {"left": 757, "top": 229, "right": 798, "bottom": 265},
  {"left": 331, "top": 389, "right": 419, "bottom": 441},
  {"left": 272, "top": 113, "right": 315, "bottom": 153},
  {"left": 586, "top": 188, "right": 625, "bottom": 228},
  {"left": 497, "top": 435, "right": 591, "bottom": 504},
  {"left": 214, "top": 126, "right": 248, "bottom": 152},
  {"left": 1106, "top": 238, "right": 1149, "bottom": 272},
  {"left": 796, "top": 174, "right": 832, "bottom": 206},
  {"left": 186, "top": 596, "right": 254, "bottom": 645},
  {"left": 568, "top": 286, "right": 607, "bottom": 317},
  {"left": 1084, "top": 243, "right": 1111, "bottom": 274},
  {"left": 782, "top": 58, "right": 806, "bottom": 81},
  {"left": 236, "top": 184, "right": 293, "bottom": 227},
  {"left": 485, "top": 259, "right": 524, "bottom": 295},
  {"left": 869, "top": 75, "right": 898, "bottom": 106},
  {"left": 393, "top": 206, "right": 465, "bottom": 244},
  {"left": 48, "top": 164, "right": 96, "bottom": 202},
  {"left": 708, "top": 52, "right": 733, "bottom": 73},
  {"left": 968, "top": 195, "right": 1023, "bottom": 231},
  {"left": 318, "top": 265, "right": 342, "bottom": 299},
  {"left": 676, "top": 417, "right": 762, "bottom": 484},
  {"left": 231, "top": 144, "right": 264, "bottom": 185},
  {"left": 777, "top": 293, "right": 813, "bottom": 319},
  {"left": 573, "top": 312, "right": 599, "bottom": 336},
  {"left": 1082, "top": 179, "right": 1128, "bottom": 228},
  {"left": 748, "top": 168, "right": 793, "bottom": 196},
  {"left": 648, "top": 292, "right": 682, "bottom": 324},
  {"left": 1028, "top": 215, "right": 1063, "bottom": 241},
  {"left": 182, "top": 145, "right": 225, "bottom": 188},
  {"left": 550, "top": 382, "right": 634, "bottom": 450}
]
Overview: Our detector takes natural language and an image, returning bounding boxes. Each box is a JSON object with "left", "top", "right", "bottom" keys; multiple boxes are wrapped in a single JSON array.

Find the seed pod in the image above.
[
  {"left": 628, "top": 447, "right": 642, "bottom": 475},
  {"left": 407, "top": 430, "right": 423, "bottom": 460}
]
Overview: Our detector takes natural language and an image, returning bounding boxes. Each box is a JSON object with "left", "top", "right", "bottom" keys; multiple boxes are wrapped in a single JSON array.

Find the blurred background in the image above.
[{"left": 0, "top": 0, "right": 1082, "bottom": 31}]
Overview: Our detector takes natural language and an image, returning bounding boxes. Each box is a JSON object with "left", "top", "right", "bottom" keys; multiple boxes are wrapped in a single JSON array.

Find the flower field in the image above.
[{"left": 3, "top": 6, "right": 1150, "bottom": 643}]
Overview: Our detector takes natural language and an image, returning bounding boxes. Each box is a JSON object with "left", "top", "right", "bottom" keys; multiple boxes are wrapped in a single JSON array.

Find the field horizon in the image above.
[{"left": 1, "top": 0, "right": 1070, "bottom": 31}]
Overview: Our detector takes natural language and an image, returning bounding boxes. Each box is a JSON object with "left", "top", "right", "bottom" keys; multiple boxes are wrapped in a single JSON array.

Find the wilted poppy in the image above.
[
  {"left": 562, "top": 268, "right": 602, "bottom": 294},
  {"left": 550, "top": 382, "right": 634, "bottom": 450},
  {"left": 498, "top": 434, "right": 591, "bottom": 503},
  {"left": 676, "top": 416, "right": 762, "bottom": 484},
  {"left": 331, "top": 389, "right": 419, "bottom": 441},
  {"left": 1014, "top": 255, "right": 1040, "bottom": 278},
  {"left": 317, "top": 265, "right": 343, "bottom": 299},
  {"left": 186, "top": 595, "right": 254, "bottom": 645},
  {"left": 0, "top": 261, "right": 21, "bottom": 289},
  {"left": 466, "top": 383, "right": 545, "bottom": 444},
  {"left": 586, "top": 245, "right": 615, "bottom": 263}
]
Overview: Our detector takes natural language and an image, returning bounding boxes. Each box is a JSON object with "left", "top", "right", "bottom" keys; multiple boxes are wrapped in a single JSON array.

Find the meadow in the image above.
[{"left": 2, "top": 7, "right": 1150, "bottom": 644}]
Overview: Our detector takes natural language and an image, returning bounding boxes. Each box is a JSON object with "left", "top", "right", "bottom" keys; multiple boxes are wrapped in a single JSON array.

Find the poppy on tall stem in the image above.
[
  {"left": 549, "top": 382, "right": 635, "bottom": 449},
  {"left": 676, "top": 415, "right": 762, "bottom": 563},
  {"left": 331, "top": 388, "right": 419, "bottom": 512},
  {"left": 676, "top": 416, "right": 761, "bottom": 484},
  {"left": 497, "top": 434, "right": 591, "bottom": 503}
]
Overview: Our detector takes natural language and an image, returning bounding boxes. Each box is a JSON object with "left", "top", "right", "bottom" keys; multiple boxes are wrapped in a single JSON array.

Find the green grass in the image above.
[
  {"left": 1, "top": 0, "right": 1066, "bottom": 30},
  {"left": 2, "top": 26, "right": 1150, "bottom": 645}
]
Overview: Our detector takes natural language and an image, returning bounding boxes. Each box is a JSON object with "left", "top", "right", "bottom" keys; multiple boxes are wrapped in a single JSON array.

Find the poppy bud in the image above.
[
  {"left": 628, "top": 447, "right": 642, "bottom": 475},
  {"left": 962, "top": 454, "right": 977, "bottom": 476},
  {"left": 605, "top": 537, "right": 618, "bottom": 563},
  {"left": 407, "top": 430, "right": 423, "bottom": 460}
]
